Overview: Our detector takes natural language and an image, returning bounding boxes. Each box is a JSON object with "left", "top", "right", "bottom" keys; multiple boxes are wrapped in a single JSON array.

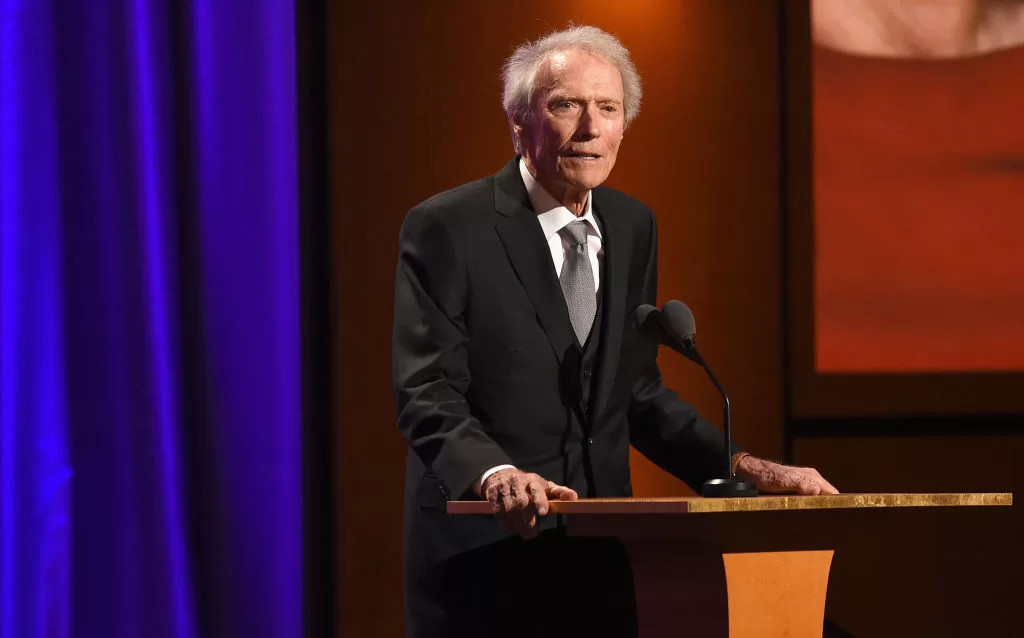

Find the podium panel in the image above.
[{"left": 449, "top": 493, "right": 1011, "bottom": 638}]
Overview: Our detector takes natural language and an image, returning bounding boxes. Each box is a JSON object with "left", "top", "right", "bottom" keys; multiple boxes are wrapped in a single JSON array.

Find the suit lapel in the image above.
[
  {"left": 491, "top": 159, "right": 632, "bottom": 421},
  {"left": 493, "top": 159, "right": 576, "bottom": 365},
  {"left": 590, "top": 188, "right": 630, "bottom": 423}
]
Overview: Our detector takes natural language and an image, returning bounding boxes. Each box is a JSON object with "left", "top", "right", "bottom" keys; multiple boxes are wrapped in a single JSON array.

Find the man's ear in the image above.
[
  {"left": 512, "top": 118, "right": 526, "bottom": 143},
  {"left": 510, "top": 116, "right": 532, "bottom": 155}
]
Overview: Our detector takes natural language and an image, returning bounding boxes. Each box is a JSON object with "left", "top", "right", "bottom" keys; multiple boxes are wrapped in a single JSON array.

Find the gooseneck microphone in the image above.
[{"left": 633, "top": 302, "right": 758, "bottom": 498}]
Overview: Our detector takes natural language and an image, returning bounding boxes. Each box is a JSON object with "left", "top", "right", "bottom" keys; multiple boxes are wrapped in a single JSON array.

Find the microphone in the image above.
[
  {"left": 633, "top": 302, "right": 758, "bottom": 498},
  {"left": 633, "top": 302, "right": 702, "bottom": 364}
]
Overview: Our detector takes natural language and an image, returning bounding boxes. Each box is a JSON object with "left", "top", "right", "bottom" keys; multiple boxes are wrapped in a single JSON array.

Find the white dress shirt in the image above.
[
  {"left": 475, "top": 160, "right": 605, "bottom": 495},
  {"left": 520, "top": 158, "right": 604, "bottom": 293}
]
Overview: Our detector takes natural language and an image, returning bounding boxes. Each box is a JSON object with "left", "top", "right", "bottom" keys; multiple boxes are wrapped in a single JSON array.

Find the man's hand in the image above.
[
  {"left": 481, "top": 468, "right": 579, "bottom": 539},
  {"left": 736, "top": 455, "right": 839, "bottom": 495}
]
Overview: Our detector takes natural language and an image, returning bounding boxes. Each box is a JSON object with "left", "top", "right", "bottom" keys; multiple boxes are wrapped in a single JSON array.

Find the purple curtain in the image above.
[{"left": 1, "top": 1, "right": 302, "bottom": 636}]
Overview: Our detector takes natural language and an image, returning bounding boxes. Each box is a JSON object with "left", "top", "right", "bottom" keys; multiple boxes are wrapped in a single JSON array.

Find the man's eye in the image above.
[
  {"left": 602, "top": 104, "right": 618, "bottom": 113},
  {"left": 554, "top": 101, "right": 574, "bottom": 111}
]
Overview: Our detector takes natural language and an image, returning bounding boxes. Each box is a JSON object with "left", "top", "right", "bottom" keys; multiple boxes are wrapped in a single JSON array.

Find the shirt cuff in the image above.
[{"left": 476, "top": 464, "right": 516, "bottom": 497}]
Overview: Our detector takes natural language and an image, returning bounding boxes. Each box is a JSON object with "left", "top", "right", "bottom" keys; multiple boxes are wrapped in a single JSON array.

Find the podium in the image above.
[{"left": 449, "top": 493, "right": 1012, "bottom": 637}]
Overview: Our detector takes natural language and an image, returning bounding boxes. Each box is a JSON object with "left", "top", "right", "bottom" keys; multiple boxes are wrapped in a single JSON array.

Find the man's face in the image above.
[{"left": 516, "top": 49, "right": 626, "bottom": 198}]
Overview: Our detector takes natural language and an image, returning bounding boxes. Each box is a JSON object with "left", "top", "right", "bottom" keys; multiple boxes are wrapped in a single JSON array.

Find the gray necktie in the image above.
[{"left": 559, "top": 220, "right": 597, "bottom": 346}]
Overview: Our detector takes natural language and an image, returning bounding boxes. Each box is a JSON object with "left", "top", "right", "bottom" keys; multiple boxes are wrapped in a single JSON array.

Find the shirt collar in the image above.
[{"left": 518, "top": 157, "right": 602, "bottom": 241}]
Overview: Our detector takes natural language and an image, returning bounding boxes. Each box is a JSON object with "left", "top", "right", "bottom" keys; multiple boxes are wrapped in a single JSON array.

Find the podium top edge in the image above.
[{"left": 446, "top": 492, "right": 1012, "bottom": 515}]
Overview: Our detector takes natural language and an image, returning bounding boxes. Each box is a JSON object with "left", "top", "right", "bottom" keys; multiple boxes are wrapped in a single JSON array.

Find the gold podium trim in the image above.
[{"left": 447, "top": 492, "right": 1011, "bottom": 515}]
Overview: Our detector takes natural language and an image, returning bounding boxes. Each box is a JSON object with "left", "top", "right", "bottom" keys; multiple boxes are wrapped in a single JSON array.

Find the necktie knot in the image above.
[{"left": 564, "top": 220, "right": 589, "bottom": 247}]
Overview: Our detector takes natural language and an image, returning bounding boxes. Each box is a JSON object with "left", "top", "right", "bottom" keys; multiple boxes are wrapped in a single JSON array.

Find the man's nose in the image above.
[{"left": 576, "top": 104, "right": 601, "bottom": 139}]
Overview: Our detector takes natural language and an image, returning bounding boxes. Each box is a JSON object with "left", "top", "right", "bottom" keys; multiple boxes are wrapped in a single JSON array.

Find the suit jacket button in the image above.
[
  {"left": 583, "top": 367, "right": 592, "bottom": 378},
  {"left": 584, "top": 437, "right": 593, "bottom": 447}
]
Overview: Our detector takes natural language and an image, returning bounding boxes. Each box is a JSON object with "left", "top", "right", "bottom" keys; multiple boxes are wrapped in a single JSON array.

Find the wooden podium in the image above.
[{"left": 449, "top": 493, "right": 1012, "bottom": 637}]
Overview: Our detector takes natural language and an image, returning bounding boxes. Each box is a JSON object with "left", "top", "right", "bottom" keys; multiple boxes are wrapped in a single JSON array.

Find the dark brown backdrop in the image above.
[
  {"left": 782, "top": 3, "right": 1024, "bottom": 635},
  {"left": 328, "top": 2, "right": 1020, "bottom": 636},
  {"left": 794, "top": 434, "right": 1023, "bottom": 637}
]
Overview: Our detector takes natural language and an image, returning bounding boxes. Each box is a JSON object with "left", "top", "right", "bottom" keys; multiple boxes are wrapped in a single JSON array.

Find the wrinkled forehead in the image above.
[{"left": 535, "top": 49, "right": 624, "bottom": 101}]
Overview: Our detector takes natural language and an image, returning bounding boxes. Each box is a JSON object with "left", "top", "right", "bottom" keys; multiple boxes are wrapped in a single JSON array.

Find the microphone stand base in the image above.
[{"left": 701, "top": 478, "right": 758, "bottom": 498}]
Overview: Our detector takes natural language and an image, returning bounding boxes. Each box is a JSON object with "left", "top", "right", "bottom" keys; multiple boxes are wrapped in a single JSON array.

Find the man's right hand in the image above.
[{"left": 481, "top": 468, "right": 579, "bottom": 539}]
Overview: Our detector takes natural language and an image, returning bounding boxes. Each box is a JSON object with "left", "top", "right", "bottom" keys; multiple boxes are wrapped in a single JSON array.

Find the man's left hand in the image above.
[{"left": 735, "top": 455, "right": 839, "bottom": 495}]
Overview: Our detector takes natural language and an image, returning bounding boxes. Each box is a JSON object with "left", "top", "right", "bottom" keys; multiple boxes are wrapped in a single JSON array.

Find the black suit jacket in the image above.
[{"left": 392, "top": 157, "right": 733, "bottom": 627}]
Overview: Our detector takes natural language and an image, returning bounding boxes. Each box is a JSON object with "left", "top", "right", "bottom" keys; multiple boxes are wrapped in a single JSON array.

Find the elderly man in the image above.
[{"left": 393, "top": 25, "right": 836, "bottom": 638}]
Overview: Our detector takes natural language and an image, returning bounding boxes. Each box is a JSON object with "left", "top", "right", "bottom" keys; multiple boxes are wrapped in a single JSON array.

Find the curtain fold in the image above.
[
  {"left": 0, "top": 1, "right": 302, "bottom": 636},
  {"left": 1, "top": 2, "right": 71, "bottom": 637}
]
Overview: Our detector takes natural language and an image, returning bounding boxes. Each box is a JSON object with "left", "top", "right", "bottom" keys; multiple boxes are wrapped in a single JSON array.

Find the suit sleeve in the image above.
[
  {"left": 392, "top": 206, "right": 513, "bottom": 499},
  {"left": 626, "top": 210, "right": 740, "bottom": 490}
]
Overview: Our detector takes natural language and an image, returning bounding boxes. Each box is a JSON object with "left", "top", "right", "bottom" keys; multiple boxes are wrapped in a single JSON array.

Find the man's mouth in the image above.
[{"left": 564, "top": 152, "right": 601, "bottom": 160}]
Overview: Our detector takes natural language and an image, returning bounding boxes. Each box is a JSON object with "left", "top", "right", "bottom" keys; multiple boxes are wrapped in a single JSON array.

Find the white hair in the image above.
[{"left": 501, "top": 25, "right": 642, "bottom": 153}]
